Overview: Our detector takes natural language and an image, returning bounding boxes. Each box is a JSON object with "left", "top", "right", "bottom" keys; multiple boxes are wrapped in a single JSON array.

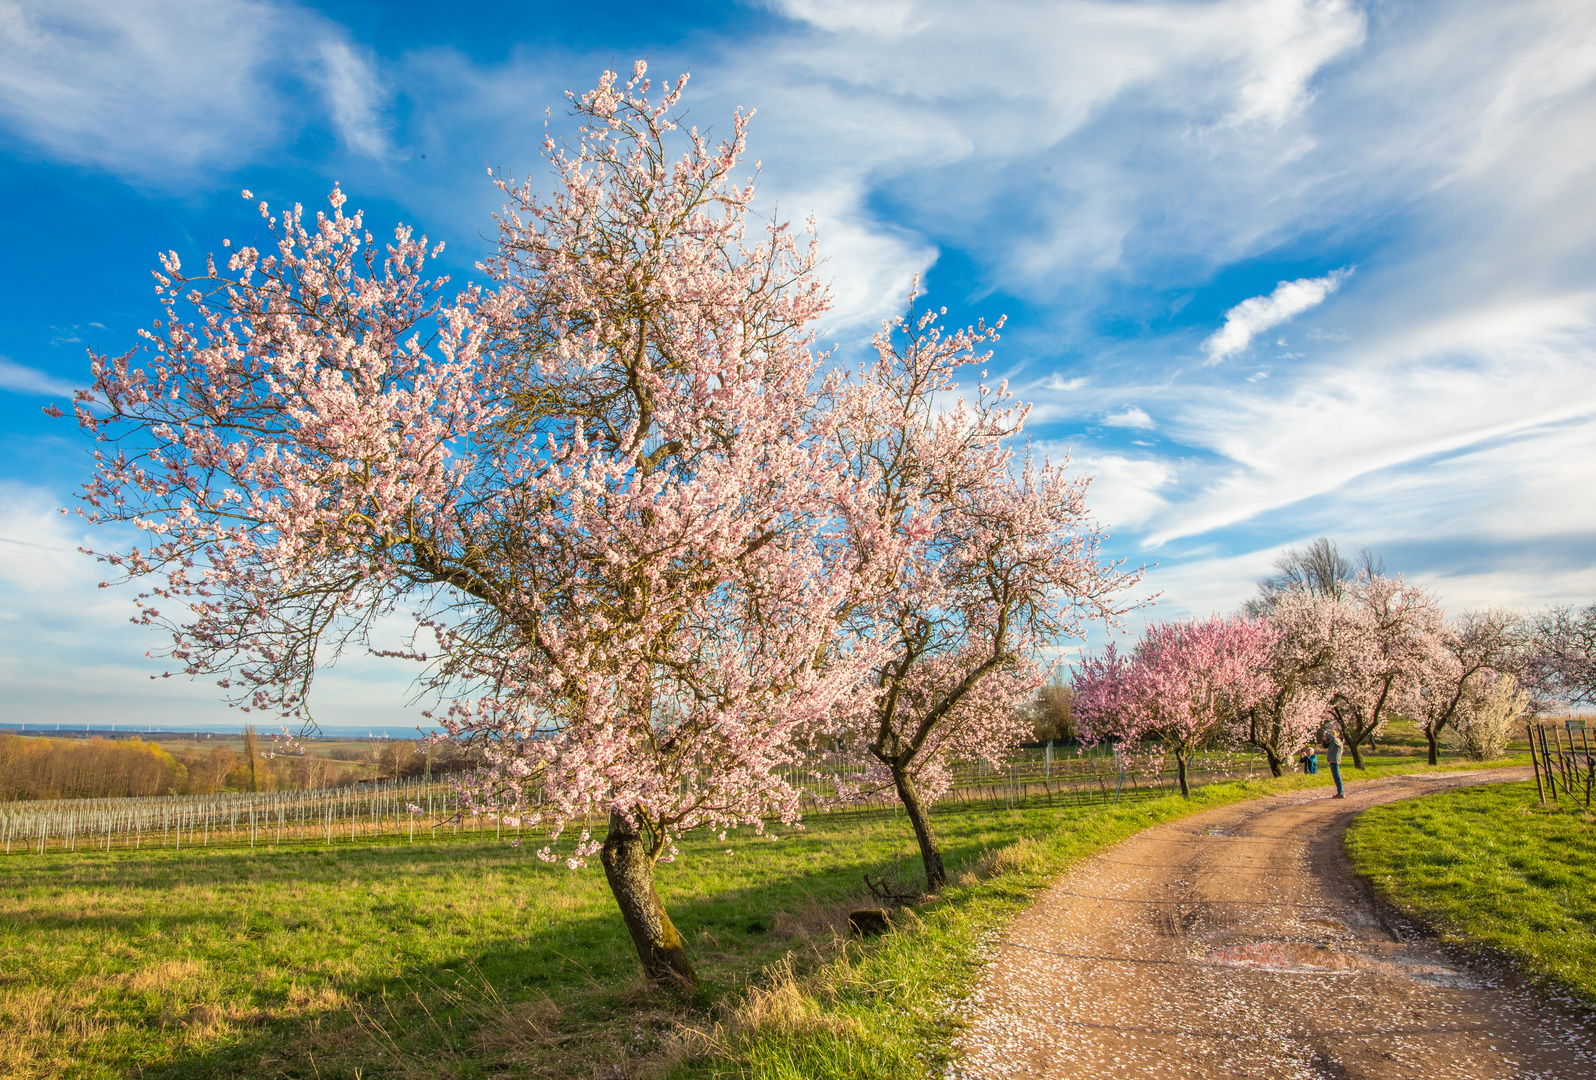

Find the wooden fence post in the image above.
[
  {"left": 1529, "top": 723, "right": 1546, "bottom": 804},
  {"left": 1540, "top": 726, "right": 1559, "bottom": 801}
]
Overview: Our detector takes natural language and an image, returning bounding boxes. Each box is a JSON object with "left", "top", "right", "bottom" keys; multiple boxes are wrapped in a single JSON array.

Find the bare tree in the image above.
[
  {"left": 1525, "top": 603, "right": 1596, "bottom": 709},
  {"left": 1029, "top": 678, "right": 1078, "bottom": 744},
  {"left": 1245, "top": 538, "right": 1383, "bottom": 617}
]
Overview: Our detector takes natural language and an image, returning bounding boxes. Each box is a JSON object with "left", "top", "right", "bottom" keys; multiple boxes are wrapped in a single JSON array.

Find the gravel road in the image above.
[{"left": 953, "top": 768, "right": 1596, "bottom": 1079}]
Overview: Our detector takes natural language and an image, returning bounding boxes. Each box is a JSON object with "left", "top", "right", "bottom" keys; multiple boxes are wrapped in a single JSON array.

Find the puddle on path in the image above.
[
  {"left": 1297, "top": 917, "right": 1348, "bottom": 934},
  {"left": 1208, "top": 942, "right": 1358, "bottom": 974},
  {"left": 1205, "top": 941, "right": 1479, "bottom": 988}
]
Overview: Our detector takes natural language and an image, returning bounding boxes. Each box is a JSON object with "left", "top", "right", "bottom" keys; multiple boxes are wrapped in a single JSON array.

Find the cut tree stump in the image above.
[{"left": 849, "top": 908, "right": 892, "bottom": 936}]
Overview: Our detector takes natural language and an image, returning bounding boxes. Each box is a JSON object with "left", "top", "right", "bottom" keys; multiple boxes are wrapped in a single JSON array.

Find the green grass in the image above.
[
  {"left": 1347, "top": 778, "right": 1596, "bottom": 1006},
  {"left": 0, "top": 755, "right": 1521, "bottom": 1080}
]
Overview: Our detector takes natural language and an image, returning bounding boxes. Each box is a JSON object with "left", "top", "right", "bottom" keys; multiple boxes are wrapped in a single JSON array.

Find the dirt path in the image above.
[{"left": 954, "top": 768, "right": 1596, "bottom": 1079}]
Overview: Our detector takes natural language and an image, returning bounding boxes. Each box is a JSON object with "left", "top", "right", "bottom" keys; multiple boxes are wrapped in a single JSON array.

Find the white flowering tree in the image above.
[
  {"left": 70, "top": 65, "right": 868, "bottom": 988},
  {"left": 827, "top": 296, "right": 1139, "bottom": 890}
]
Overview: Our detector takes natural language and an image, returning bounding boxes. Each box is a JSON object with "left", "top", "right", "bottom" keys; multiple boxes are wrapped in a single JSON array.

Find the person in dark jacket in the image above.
[{"left": 1324, "top": 725, "right": 1345, "bottom": 798}]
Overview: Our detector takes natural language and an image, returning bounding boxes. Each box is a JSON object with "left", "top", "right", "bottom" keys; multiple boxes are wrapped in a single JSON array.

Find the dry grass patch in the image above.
[
  {"left": 117, "top": 958, "right": 206, "bottom": 997},
  {"left": 957, "top": 835, "right": 1046, "bottom": 886}
]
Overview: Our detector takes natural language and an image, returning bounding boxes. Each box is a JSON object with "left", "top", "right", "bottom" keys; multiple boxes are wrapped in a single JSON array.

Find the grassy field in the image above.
[
  {"left": 1, "top": 755, "right": 1522, "bottom": 1080},
  {"left": 1347, "top": 778, "right": 1596, "bottom": 1005}
]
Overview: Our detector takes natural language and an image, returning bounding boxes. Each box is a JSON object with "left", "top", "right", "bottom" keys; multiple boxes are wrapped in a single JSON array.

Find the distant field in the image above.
[{"left": 1348, "top": 779, "right": 1596, "bottom": 1004}]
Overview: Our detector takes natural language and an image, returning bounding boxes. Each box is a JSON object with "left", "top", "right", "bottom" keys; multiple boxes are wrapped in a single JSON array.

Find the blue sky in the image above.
[{"left": 2, "top": 0, "right": 1593, "bottom": 728}]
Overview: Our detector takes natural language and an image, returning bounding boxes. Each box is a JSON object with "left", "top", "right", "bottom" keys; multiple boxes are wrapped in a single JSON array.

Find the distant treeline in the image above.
[{"left": 0, "top": 732, "right": 479, "bottom": 801}]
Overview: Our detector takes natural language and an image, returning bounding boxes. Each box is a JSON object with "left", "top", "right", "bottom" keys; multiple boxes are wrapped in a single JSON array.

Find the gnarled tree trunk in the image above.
[
  {"left": 599, "top": 810, "right": 697, "bottom": 989},
  {"left": 891, "top": 764, "right": 947, "bottom": 893},
  {"left": 1245, "top": 710, "right": 1287, "bottom": 777},
  {"left": 1346, "top": 732, "right": 1366, "bottom": 770},
  {"left": 1263, "top": 746, "right": 1284, "bottom": 778},
  {"left": 1174, "top": 749, "right": 1191, "bottom": 797}
]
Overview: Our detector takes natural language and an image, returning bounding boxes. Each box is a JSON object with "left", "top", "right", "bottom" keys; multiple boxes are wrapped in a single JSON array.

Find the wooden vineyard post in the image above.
[
  {"left": 1529, "top": 723, "right": 1546, "bottom": 804},
  {"left": 1541, "top": 726, "right": 1560, "bottom": 802},
  {"left": 1571, "top": 719, "right": 1594, "bottom": 808},
  {"left": 1549, "top": 725, "right": 1564, "bottom": 801}
]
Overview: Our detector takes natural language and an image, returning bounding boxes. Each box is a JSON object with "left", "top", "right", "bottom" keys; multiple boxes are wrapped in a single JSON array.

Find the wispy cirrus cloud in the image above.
[
  {"left": 318, "top": 38, "right": 389, "bottom": 158},
  {"left": 0, "top": 0, "right": 389, "bottom": 183},
  {"left": 1202, "top": 268, "right": 1353, "bottom": 364},
  {"left": 0, "top": 356, "right": 75, "bottom": 397}
]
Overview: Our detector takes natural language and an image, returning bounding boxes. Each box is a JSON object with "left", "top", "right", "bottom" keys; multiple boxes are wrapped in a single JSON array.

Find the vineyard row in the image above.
[{"left": 1, "top": 746, "right": 1261, "bottom": 856}]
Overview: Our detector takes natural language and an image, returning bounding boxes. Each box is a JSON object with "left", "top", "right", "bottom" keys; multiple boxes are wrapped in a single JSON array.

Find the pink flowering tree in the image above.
[
  {"left": 1236, "top": 595, "right": 1335, "bottom": 776},
  {"left": 827, "top": 295, "right": 1139, "bottom": 891},
  {"left": 69, "top": 65, "right": 867, "bottom": 988},
  {"left": 1071, "top": 639, "right": 1138, "bottom": 741},
  {"left": 1075, "top": 615, "right": 1272, "bottom": 797}
]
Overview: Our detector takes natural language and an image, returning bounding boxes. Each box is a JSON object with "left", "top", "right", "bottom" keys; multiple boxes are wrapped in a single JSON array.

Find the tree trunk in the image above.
[
  {"left": 1263, "top": 746, "right": 1284, "bottom": 778},
  {"left": 1347, "top": 736, "right": 1365, "bottom": 770},
  {"left": 1175, "top": 750, "right": 1190, "bottom": 797},
  {"left": 891, "top": 765, "right": 947, "bottom": 893},
  {"left": 1425, "top": 726, "right": 1440, "bottom": 766},
  {"left": 599, "top": 810, "right": 697, "bottom": 989}
]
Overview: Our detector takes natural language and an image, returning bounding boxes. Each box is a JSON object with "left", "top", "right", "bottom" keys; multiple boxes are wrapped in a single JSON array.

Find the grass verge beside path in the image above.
[
  {"left": 1347, "top": 779, "right": 1596, "bottom": 1007},
  {"left": 0, "top": 757, "right": 1517, "bottom": 1080}
]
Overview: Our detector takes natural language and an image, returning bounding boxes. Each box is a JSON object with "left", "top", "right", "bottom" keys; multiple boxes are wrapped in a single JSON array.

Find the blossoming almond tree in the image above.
[
  {"left": 1311, "top": 574, "right": 1445, "bottom": 769},
  {"left": 445, "top": 65, "right": 870, "bottom": 986},
  {"left": 1074, "top": 615, "right": 1271, "bottom": 796},
  {"left": 69, "top": 65, "right": 865, "bottom": 988},
  {"left": 1412, "top": 609, "right": 1522, "bottom": 765},
  {"left": 828, "top": 300, "right": 1140, "bottom": 890},
  {"left": 1236, "top": 594, "right": 1335, "bottom": 776},
  {"left": 1449, "top": 670, "right": 1530, "bottom": 761}
]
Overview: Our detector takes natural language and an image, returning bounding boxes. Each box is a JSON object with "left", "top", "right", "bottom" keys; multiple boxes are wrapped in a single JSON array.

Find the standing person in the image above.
[{"left": 1324, "top": 725, "right": 1345, "bottom": 799}]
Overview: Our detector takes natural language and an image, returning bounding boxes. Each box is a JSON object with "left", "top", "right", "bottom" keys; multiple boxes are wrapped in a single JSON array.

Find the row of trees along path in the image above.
[
  {"left": 1073, "top": 540, "right": 1532, "bottom": 792},
  {"left": 60, "top": 64, "right": 1139, "bottom": 987}
]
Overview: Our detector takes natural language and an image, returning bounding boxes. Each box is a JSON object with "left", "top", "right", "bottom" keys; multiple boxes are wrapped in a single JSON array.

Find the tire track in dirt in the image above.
[{"left": 953, "top": 769, "right": 1596, "bottom": 1079}]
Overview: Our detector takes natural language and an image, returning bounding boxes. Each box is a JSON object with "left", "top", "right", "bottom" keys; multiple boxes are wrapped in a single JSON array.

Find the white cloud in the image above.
[
  {"left": 658, "top": 0, "right": 1374, "bottom": 319},
  {"left": 0, "top": 481, "right": 429, "bottom": 727},
  {"left": 1202, "top": 268, "right": 1353, "bottom": 364},
  {"left": 797, "top": 185, "right": 939, "bottom": 332},
  {"left": 0, "top": 0, "right": 387, "bottom": 183},
  {"left": 317, "top": 38, "right": 389, "bottom": 158},
  {"left": 765, "top": 0, "right": 915, "bottom": 35},
  {"left": 1137, "top": 286, "right": 1596, "bottom": 554},
  {"left": 0, "top": 356, "right": 75, "bottom": 396},
  {"left": 1102, "top": 406, "right": 1155, "bottom": 429},
  {"left": 1054, "top": 448, "right": 1174, "bottom": 531},
  {"left": 1223, "top": 0, "right": 1367, "bottom": 127}
]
